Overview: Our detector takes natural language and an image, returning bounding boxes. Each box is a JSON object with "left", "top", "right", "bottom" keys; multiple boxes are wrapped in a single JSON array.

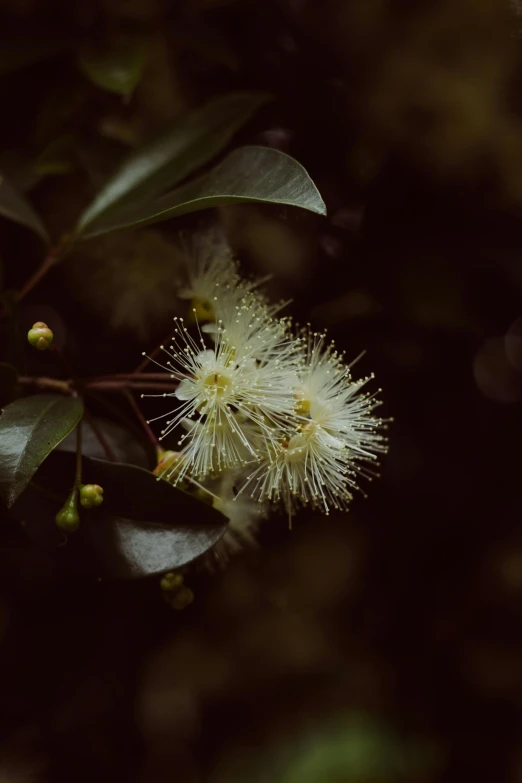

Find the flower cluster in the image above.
[{"left": 143, "top": 232, "right": 387, "bottom": 558}]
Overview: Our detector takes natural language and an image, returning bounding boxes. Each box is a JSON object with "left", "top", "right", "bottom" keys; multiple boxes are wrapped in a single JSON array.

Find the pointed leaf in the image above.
[
  {"left": 15, "top": 451, "right": 227, "bottom": 578},
  {"left": 0, "top": 395, "right": 83, "bottom": 507},
  {"left": 0, "top": 173, "right": 49, "bottom": 242},
  {"left": 77, "top": 91, "right": 271, "bottom": 232},
  {"left": 78, "top": 33, "right": 148, "bottom": 97},
  {"left": 81, "top": 145, "right": 326, "bottom": 238}
]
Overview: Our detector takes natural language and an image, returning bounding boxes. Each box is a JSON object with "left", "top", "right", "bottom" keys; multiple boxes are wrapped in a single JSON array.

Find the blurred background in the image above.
[{"left": 1, "top": 0, "right": 522, "bottom": 781}]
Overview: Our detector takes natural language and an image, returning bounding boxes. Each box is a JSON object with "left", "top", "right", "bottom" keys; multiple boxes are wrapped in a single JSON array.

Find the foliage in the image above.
[{"left": 0, "top": 36, "right": 325, "bottom": 579}]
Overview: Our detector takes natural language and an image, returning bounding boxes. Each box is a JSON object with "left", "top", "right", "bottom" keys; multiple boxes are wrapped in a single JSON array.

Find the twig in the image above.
[
  {"left": 133, "top": 333, "right": 172, "bottom": 374},
  {"left": 87, "top": 380, "right": 177, "bottom": 392},
  {"left": 18, "top": 376, "right": 177, "bottom": 394},
  {"left": 123, "top": 388, "right": 160, "bottom": 449},
  {"left": 16, "top": 249, "right": 59, "bottom": 303},
  {"left": 18, "top": 376, "right": 71, "bottom": 393}
]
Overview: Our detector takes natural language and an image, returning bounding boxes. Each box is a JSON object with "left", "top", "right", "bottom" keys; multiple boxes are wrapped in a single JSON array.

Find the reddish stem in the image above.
[
  {"left": 88, "top": 380, "right": 177, "bottom": 392},
  {"left": 86, "top": 373, "right": 172, "bottom": 382},
  {"left": 16, "top": 250, "right": 59, "bottom": 303},
  {"left": 123, "top": 388, "right": 160, "bottom": 449},
  {"left": 133, "top": 335, "right": 171, "bottom": 374}
]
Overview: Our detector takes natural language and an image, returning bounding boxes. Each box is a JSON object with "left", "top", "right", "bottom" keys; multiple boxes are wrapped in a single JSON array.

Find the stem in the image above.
[
  {"left": 133, "top": 334, "right": 171, "bottom": 374},
  {"left": 83, "top": 408, "right": 118, "bottom": 463},
  {"left": 18, "top": 376, "right": 71, "bottom": 393},
  {"left": 86, "top": 373, "right": 173, "bottom": 382},
  {"left": 75, "top": 417, "right": 83, "bottom": 486},
  {"left": 88, "top": 380, "right": 177, "bottom": 392},
  {"left": 124, "top": 388, "right": 160, "bottom": 449},
  {"left": 16, "top": 250, "right": 59, "bottom": 303},
  {"left": 18, "top": 376, "right": 177, "bottom": 394},
  {"left": 50, "top": 344, "right": 79, "bottom": 383}
]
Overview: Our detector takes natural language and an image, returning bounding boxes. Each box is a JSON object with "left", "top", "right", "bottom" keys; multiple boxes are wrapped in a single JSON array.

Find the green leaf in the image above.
[
  {"left": 0, "top": 173, "right": 49, "bottom": 242},
  {"left": 15, "top": 451, "right": 227, "bottom": 579},
  {"left": 77, "top": 91, "right": 272, "bottom": 232},
  {"left": 0, "top": 395, "right": 83, "bottom": 507},
  {"left": 81, "top": 145, "right": 326, "bottom": 238},
  {"left": 78, "top": 32, "right": 148, "bottom": 97},
  {"left": 0, "top": 363, "right": 18, "bottom": 407},
  {"left": 32, "top": 135, "right": 77, "bottom": 177}
]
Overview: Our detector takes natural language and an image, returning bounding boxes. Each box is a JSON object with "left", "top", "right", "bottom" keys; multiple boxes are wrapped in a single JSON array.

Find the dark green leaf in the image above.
[
  {"left": 15, "top": 451, "right": 227, "bottom": 579},
  {"left": 32, "top": 135, "right": 77, "bottom": 177},
  {"left": 78, "top": 33, "right": 148, "bottom": 97},
  {"left": 0, "top": 395, "right": 83, "bottom": 507},
  {"left": 77, "top": 91, "right": 271, "bottom": 232},
  {"left": 81, "top": 145, "right": 327, "bottom": 238},
  {"left": 0, "top": 173, "right": 49, "bottom": 242},
  {"left": 0, "top": 363, "right": 18, "bottom": 407}
]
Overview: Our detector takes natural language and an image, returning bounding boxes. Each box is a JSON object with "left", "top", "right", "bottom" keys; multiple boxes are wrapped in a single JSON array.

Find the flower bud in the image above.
[
  {"left": 55, "top": 489, "right": 80, "bottom": 532},
  {"left": 153, "top": 450, "right": 183, "bottom": 478},
  {"left": 79, "top": 484, "right": 104, "bottom": 509},
  {"left": 160, "top": 571, "right": 184, "bottom": 592},
  {"left": 168, "top": 585, "right": 194, "bottom": 610},
  {"left": 27, "top": 322, "right": 54, "bottom": 351}
]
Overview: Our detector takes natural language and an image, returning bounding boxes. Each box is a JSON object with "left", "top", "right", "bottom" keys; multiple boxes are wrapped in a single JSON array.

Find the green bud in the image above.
[
  {"left": 160, "top": 571, "right": 184, "bottom": 592},
  {"left": 153, "top": 450, "right": 183, "bottom": 478},
  {"left": 79, "top": 484, "right": 104, "bottom": 509},
  {"left": 27, "top": 321, "right": 54, "bottom": 351},
  {"left": 168, "top": 586, "right": 194, "bottom": 610},
  {"left": 55, "top": 489, "right": 80, "bottom": 532}
]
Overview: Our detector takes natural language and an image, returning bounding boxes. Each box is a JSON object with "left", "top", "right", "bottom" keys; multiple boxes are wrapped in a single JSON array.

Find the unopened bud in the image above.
[
  {"left": 27, "top": 322, "right": 53, "bottom": 351},
  {"left": 79, "top": 484, "right": 104, "bottom": 509},
  {"left": 153, "top": 450, "right": 183, "bottom": 478},
  {"left": 160, "top": 571, "right": 184, "bottom": 592},
  {"left": 168, "top": 585, "right": 194, "bottom": 610},
  {"left": 55, "top": 489, "right": 80, "bottom": 532}
]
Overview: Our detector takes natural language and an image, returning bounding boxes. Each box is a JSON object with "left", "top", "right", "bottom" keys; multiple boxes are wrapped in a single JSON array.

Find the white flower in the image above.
[
  {"left": 203, "top": 285, "right": 292, "bottom": 364},
  {"left": 145, "top": 315, "right": 300, "bottom": 481},
  {"left": 239, "top": 331, "right": 387, "bottom": 516}
]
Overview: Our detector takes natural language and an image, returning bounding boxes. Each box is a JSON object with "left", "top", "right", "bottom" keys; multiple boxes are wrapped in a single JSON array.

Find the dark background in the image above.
[{"left": 1, "top": 0, "right": 522, "bottom": 781}]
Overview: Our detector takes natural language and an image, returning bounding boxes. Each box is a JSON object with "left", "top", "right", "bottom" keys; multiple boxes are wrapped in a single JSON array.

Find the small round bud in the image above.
[
  {"left": 160, "top": 572, "right": 184, "bottom": 592},
  {"left": 79, "top": 484, "right": 104, "bottom": 509},
  {"left": 27, "top": 322, "right": 53, "bottom": 351},
  {"left": 168, "top": 586, "right": 194, "bottom": 610},
  {"left": 153, "top": 450, "right": 183, "bottom": 478},
  {"left": 55, "top": 490, "right": 80, "bottom": 532}
]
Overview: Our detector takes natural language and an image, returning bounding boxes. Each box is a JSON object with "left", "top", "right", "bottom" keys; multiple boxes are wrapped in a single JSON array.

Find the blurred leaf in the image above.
[
  {"left": 0, "top": 173, "right": 49, "bottom": 242},
  {"left": 77, "top": 91, "right": 272, "bottom": 232},
  {"left": 0, "top": 150, "right": 43, "bottom": 193},
  {"left": 15, "top": 450, "right": 227, "bottom": 579},
  {"left": 280, "top": 715, "right": 406, "bottom": 783},
  {"left": 0, "top": 395, "right": 83, "bottom": 508},
  {"left": 78, "top": 33, "right": 148, "bottom": 97},
  {"left": 0, "top": 363, "right": 18, "bottom": 407},
  {"left": 0, "top": 36, "right": 65, "bottom": 76},
  {"left": 32, "top": 135, "right": 77, "bottom": 177},
  {"left": 81, "top": 145, "right": 326, "bottom": 238}
]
